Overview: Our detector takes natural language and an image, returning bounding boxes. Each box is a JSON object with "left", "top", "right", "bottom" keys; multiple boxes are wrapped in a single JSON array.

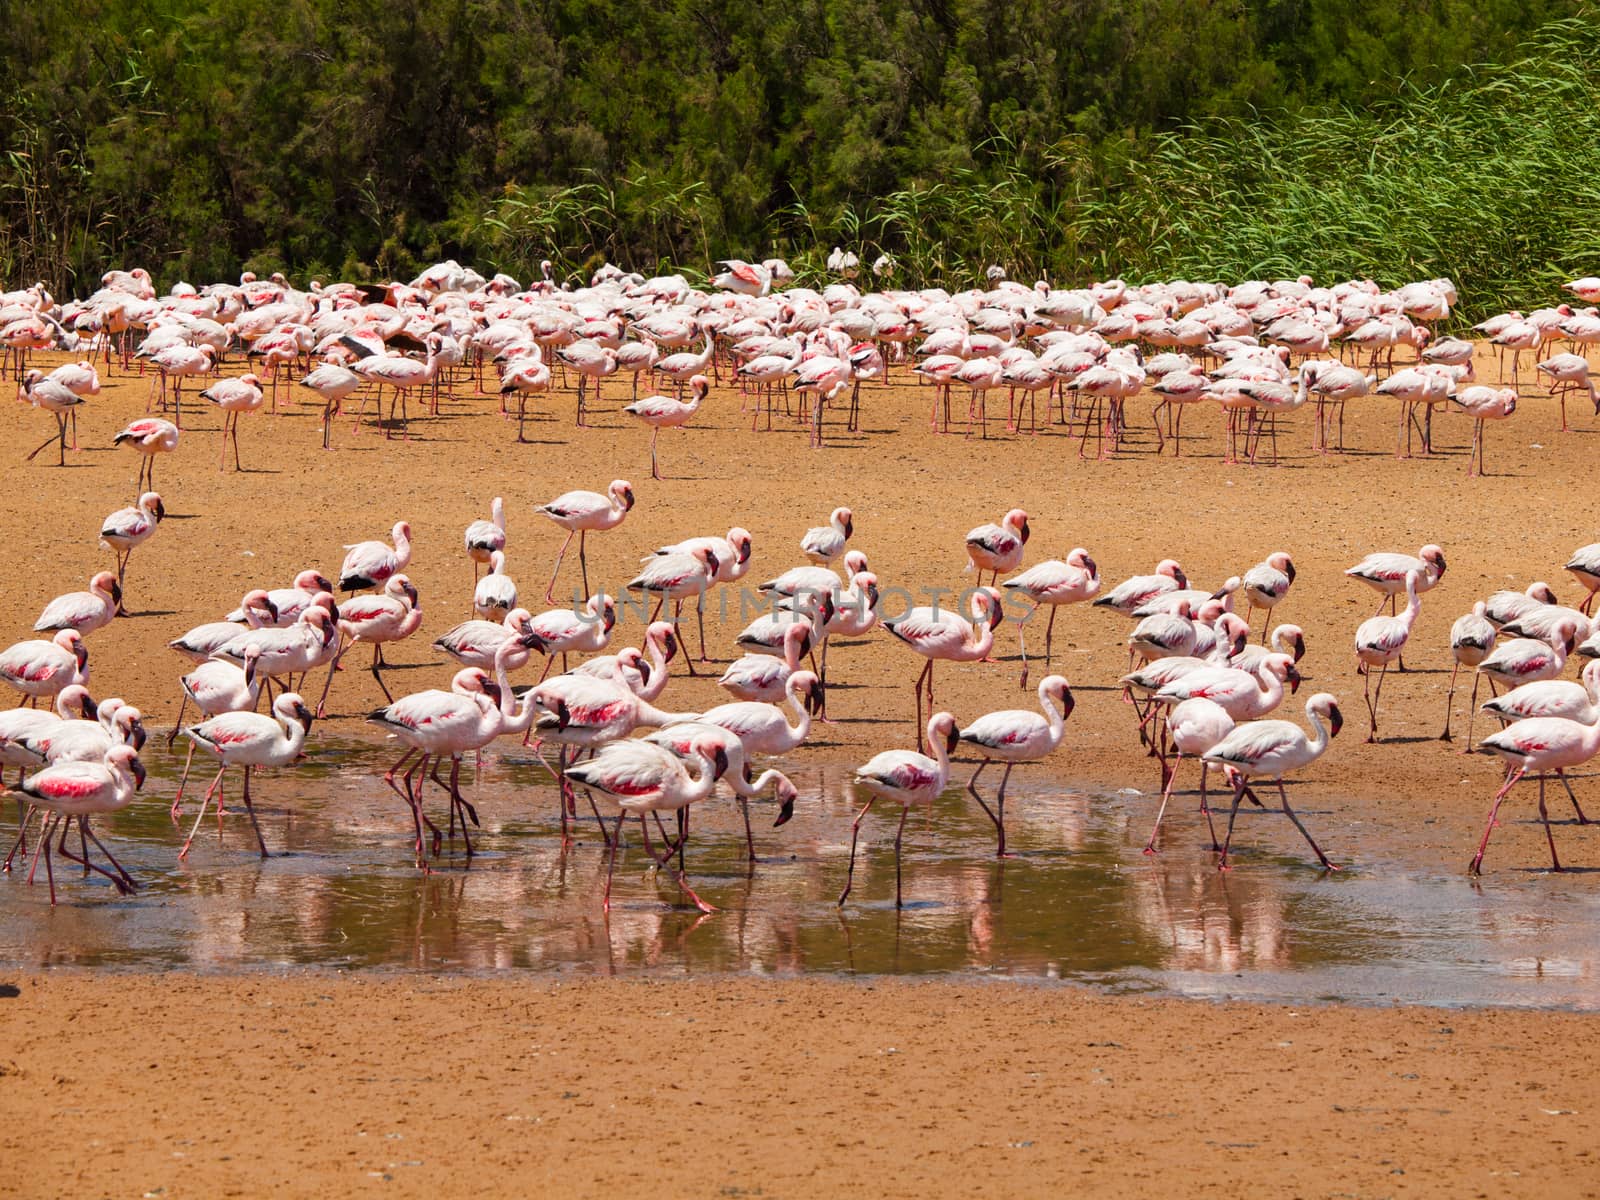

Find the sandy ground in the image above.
[{"left": 4, "top": 343, "right": 1600, "bottom": 1195}]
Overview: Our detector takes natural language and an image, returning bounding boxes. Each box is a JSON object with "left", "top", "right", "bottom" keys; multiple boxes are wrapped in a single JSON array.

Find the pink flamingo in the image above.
[
  {"left": 557, "top": 341, "right": 618, "bottom": 425},
  {"left": 1450, "top": 386, "right": 1517, "bottom": 476},
  {"left": 34, "top": 573, "right": 121, "bottom": 638},
  {"left": 298, "top": 364, "right": 362, "bottom": 449},
  {"left": 1003, "top": 548, "right": 1100, "bottom": 684},
  {"left": 472, "top": 551, "right": 517, "bottom": 619},
  {"left": 642, "top": 721, "right": 800, "bottom": 861},
  {"left": 964, "top": 508, "right": 1030, "bottom": 587},
  {"left": 538, "top": 480, "right": 635, "bottom": 602},
  {"left": 1566, "top": 543, "right": 1600, "bottom": 615},
  {"left": 112, "top": 418, "right": 179, "bottom": 490},
  {"left": 626, "top": 547, "right": 720, "bottom": 668},
  {"left": 1441, "top": 602, "right": 1496, "bottom": 745},
  {"left": 956, "top": 675, "right": 1075, "bottom": 856},
  {"left": 1483, "top": 659, "right": 1600, "bottom": 726},
  {"left": 1203, "top": 693, "right": 1343, "bottom": 870},
  {"left": 13, "top": 746, "right": 145, "bottom": 904},
  {"left": 563, "top": 736, "right": 729, "bottom": 912},
  {"left": 170, "top": 647, "right": 264, "bottom": 807},
  {"left": 339, "top": 520, "right": 412, "bottom": 592},
  {"left": 800, "top": 507, "right": 853, "bottom": 563},
  {"left": 1485, "top": 582, "right": 1560, "bottom": 628},
  {"left": 180, "top": 692, "right": 313, "bottom": 859},
  {"left": 572, "top": 621, "right": 679, "bottom": 701},
  {"left": 1476, "top": 621, "right": 1580, "bottom": 690},
  {"left": 143, "top": 343, "right": 215, "bottom": 426},
  {"left": 651, "top": 333, "right": 714, "bottom": 396},
  {"left": 169, "top": 591, "right": 279, "bottom": 663},
  {"left": 499, "top": 357, "right": 552, "bottom": 442},
  {"left": 98, "top": 491, "right": 165, "bottom": 594},
  {"left": 719, "top": 623, "right": 812, "bottom": 702},
  {"left": 350, "top": 336, "right": 441, "bottom": 438},
  {"left": 883, "top": 588, "right": 1002, "bottom": 751},
  {"left": 1472, "top": 715, "right": 1600, "bottom": 874},
  {"left": 1153, "top": 652, "right": 1300, "bottom": 722},
  {"left": 198, "top": 373, "right": 264, "bottom": 470},
  {"left": 433, "top": 608, "right": 542, "bottom": 673},
  {"left": 322, "top": 574, "right": 423, "bottom": 706},
  {"left": 1094, "top": 559, "right": 1188, "bottom": 616},
  {"left": 694, "top": 670, "right": 824, "bottom": 757},
  {"left": 623, "top": 374, "right": 709, "bottom": 479},
  {"left": 18, "top": 370, "right": 84, "bottom": 466},
  {"left": 227, "top": 569, "right": 337, "bottom": 627},
  {"left": 1353, "top": 568, "right": 1423, "bottom": 742},
  {"left": 464, "top": 497, "right": 507, "bottom": 583},
  {"left": 1535, "top": 354, "right": 1594, "bottom": 431},
  {"left": 838, "top": 712, "right": 959, "bottom": 908},
  {"left": 1144, "top": 697, "right": 1235, "bottom": 853},
  {"left": 527, "top": 593, "right": 616, "bottom": 681},
  {"left": 1346, "top": 544, "right": 1446, "bottom": 615},
  {"left": 1241, "top": 552, "right": 1295, "bottom": 637}
]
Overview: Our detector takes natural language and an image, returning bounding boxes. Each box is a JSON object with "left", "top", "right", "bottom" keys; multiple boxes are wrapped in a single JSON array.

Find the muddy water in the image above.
[{"left": 2, "top": 735, "right": 1598, "bottom": 1010}]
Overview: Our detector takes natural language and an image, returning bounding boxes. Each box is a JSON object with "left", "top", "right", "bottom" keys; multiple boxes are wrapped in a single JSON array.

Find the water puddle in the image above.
[{"left": 3, "top": 736, "right": 1599, "bottom": 1010}]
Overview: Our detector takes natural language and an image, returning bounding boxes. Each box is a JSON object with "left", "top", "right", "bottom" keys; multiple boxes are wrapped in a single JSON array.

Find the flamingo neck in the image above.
[
  {"left": 782, "top": 686, "right": 812, "bottom": 744},
  {"left": 1305, "top": 704, "right": 1330, "bottom": 756},
  {"left": 1037, "top": 686, "right": 1066, "bottom": 745}
]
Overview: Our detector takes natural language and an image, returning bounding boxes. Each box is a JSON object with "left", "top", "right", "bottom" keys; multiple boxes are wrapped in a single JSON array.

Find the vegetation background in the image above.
[{"left": 3, "top": 0, "right": 1597, "bottom": 309}]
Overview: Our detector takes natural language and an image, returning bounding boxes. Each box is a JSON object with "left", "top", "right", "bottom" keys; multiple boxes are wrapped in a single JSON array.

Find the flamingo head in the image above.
[
  {"left": 1046, "top": 675, "right": 1075, "bottom": 720},
  {"left": 833, "top": 507, "right": 854, "bottom": 539},
  {"left": 1006, "top": 509, "right": 1030, "bottom": 543},
  {"left": 1270, "top": 552, "right": 1295, "bottom": 582},
  {"left": 930, "top": 711, "right": 960, "bottom": 754},
  {"left": 1070, "top": 548, "right": 1098, "bottom": 579},
  {"left": 978, "top": 587, "right": 1005, "bottom": 631},
  {"left": 621, "top": 648, "right": 649, "bottom": 688},
  {"left": 1318, "top": 695, "right": 1344, "bottom": 740},
  {"left": 728, "top": 528, "right": 753, "bottom": 565},
  {"left": 1157, "top": 559, "right": 1187, "bottom": 589},
  {"left": 611, "top": 480, "right": 636, "bottom": 511},
  {"left": 119, "top": 707, "right": 147, "bottom": 751},
  {"left": 772, "top": 775, "right": 799, "bottom": 828},
  {"left": 1420, "top": 544, "right": 1446, "bottom": 577},
  {"left": 648, "top": 621, "right": 678, "bottom": 662}
]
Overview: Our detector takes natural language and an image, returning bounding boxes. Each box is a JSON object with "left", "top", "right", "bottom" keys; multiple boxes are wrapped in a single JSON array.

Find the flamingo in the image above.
[
  {"left": 1128, "top": 600, "right": 1198, "bottom": 665},
  {"left": 1241, "top": 552, "right": 1295, "bottom": 637},
  {"left": 1490, "top": 320, "right": 1541, "bottom": 385},
  {"left": 1153, "top": 652, "right": 1300, "bottom": 722},
  {"left": 499, "top": 356, "right": 552, "bottom": 442},
  {"left": 349, "top": 336, "right": 441, "bottom": 438},
  {"left": 650, "top": 527, "right": 754, "bottom": 589},
  {"left": 321, "top": 575, "right": 423, "bottom": 707},
  {"left": 572, "top": 621, "right": 679, "bottom": 701},
  {"left": 339, "top": 521, "right": 412, "bottom": 592},
  {"left": 1346, "top": 544, "right": 1446, "bottom": 615},
  {"left": 622, "top": 374, "right": 709, "bottom": 479},
  {"left": 538, "top": 479, "right": 635, "bottom": 602},
  {"left": 758, "top": 548, "right": 869, "bottom": 601},
  {"left": 464, "top": 497, "right": 507, "bottom": 582},
  {"left": 801, "top": 507, "right": 854, "bottom": 563},
  {"left": 18, "top": 370, "right": 85, "bottom": 466},
  {"left": 1093, "top": 559, "right": 1188, "bottom": 616},
  {"left": 614, "top": 339, "right": 659, "bottom": 399},
  {"left": 883, "top": 588, "right": 1002, "bottom": 750},
  {"left": 1485, "top": 582, "right": 1560, "bottom": 629},
  {"left": 226, "top": 569, "right": 337, "bottom": 627},
  {"left": 838, "top": 712, "right": 959, "bottom": 908},
  {"left": 1472, "top": 715, "right": 1600, "bottom": 874},
  {"left": 719, "top": 623, "right": 812, "bottom": 702},
  {"left": 555, "top": 341, "right": 617, "bottom": 425},
  {"left": 694, "top": 670, "right": 824, "bottom": 757},
  {"left": 1202, "top": 693, "right": 1343, "bottom": 870},
  {"left": 563, "top": 736, "right": 729, "bottom": 912},
  {"left": 651, "top": 332, "right": 714, "bottom": 395},
  {"left": 1144, "top": 697, "right": 1235, "bottom": 853},
  {"left": 626, "top": 548, "right": 720, "bottom": 669},
  {"left": 433, "top": 608, "right": 542, "bottom": 673},
  {"left": 1451, "top": 386, "right": 1517, "bottom": 476},
  {"left": 170, "top": 647, "right": 264, "bottom": 804},
  {"left": 143, "top": 343, "right": 215, "bottom": 425},
  {"left": 368, "top": 665, "right": 507, "bottom": 865},
  {"left": 1566, "top": 543, "right": 1600, "bottom": 615},
  {"left": 198, "top": 373, "right": 264, "bottom": 470},
  {"left": 112, "top": 418, "right": 179, "bottom": 490},
  {"left": 641, "top": 721, "right": 800, "bottom": 862},
  {"left": 212, "top": 606, "right": 339, "bottom": 705},
  {"left": 1482, "top": 659, "right": 1600, "bottom": 726},
  {"left": 98, "top": 491, "right": 165, "bottom": 596},
  {"left": 34, "top": 573, "right": 121, "bottom": 638},
  {"left": 956, "top": 675, "right": 1075, "bottom": 856},
  {"left": 473, "top": 551, "right": 518, "bottom": 620},
  {"left": 13, "top": 745, "right": 146, "bottom": 904},
  {"left": 298, "top": 363, "right": 362, "bottom": 449},
  {"left": 1441, "top": 602, "right": 1497, "bottom": 745},
  {"left": 1535, "top": 354, "right": 1595, "bottom": 431},
  {"left": 169, "top": 590, "right": 279, "bottom": 663},
  {"left": 1353, "top": 568, "right": 1423, "bottom": 741},
  {"left": 1475, "top": 620, "right": 1580, "bottom": 690},
  {"left": 180, "top": 692, "right": 314, "bottom": 859},
  {"left": 526, "top": 593, "right": 617, "bottom": 681},
  {"left": 18, "top": 699, "right": 144, "bottom": 765},
  {"left": 964, "top": 508, "right": 1030, "bottom": 587},
  {"left": 1003, "top": 548, "right": 1100, "bottom": 684},
  {"left": 1498, "top": 599, "right": 1592, "bottom": 646}
]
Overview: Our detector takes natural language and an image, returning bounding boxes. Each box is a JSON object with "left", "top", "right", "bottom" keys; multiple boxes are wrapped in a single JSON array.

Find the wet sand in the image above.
[{"left": 4, "top": 345, "right": 1600, "bottom": 1194}]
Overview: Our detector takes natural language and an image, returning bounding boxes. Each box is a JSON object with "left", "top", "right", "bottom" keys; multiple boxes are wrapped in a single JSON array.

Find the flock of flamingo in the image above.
[
  {"left": 5, "top": 261, "right": 1600, "bottom": 474},
  {"left": 3, "top": 259, "right": 1600, "bottom": 912}
]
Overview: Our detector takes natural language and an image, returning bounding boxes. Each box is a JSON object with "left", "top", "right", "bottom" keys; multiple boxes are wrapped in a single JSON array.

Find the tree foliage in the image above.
[{"left": 0, "top": 0, "right": 1584, "bottom": 301}]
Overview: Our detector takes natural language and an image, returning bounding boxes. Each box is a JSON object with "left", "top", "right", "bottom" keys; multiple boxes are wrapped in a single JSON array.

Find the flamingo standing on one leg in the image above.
[
  {"left": 1441, "top": 602, "right": 1496, "bottom": 745},
  {"left": 198, "top": 373, "right": 265, "bottom": 471},
  {"left": 1202, "top": 693, "right": 1344, "bottom": 870},
  {"left": 838, "top": 712, "right": 959, "bottom": 908},
  {"left": 1535, "top": 353, "right": 1595, "bottom": 432},
  {"left": 1472, "top": 715, "right": 1600, "bottom": 874},
  {"left": 956, "top": 675, "right": 1075, "bottom": 856}
]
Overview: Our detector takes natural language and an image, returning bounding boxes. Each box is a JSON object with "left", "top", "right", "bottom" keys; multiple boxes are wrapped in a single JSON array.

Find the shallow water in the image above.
[{"left": 3, "top": 736, "right": 1599, "bottom": 1010}]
